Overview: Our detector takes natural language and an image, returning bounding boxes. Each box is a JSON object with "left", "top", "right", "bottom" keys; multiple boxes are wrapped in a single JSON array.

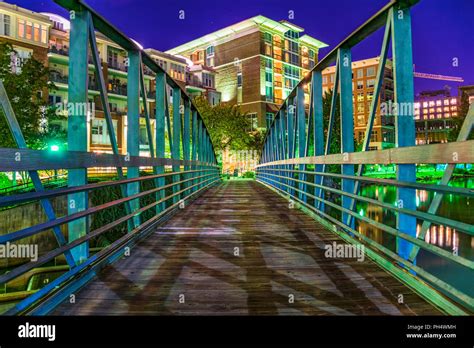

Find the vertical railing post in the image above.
[
  {"left": 287, "top": 99, "right": 295, "bottom": 197},
  {"left": 198, "top": 119, "right": 204, "bottom": 189},
  {"left": 126, "top": 50, "right": 141, "bottom": 229},
  {"left": 278, "top": 110, "right": 286, "bottom": 192},
  {"left": 155, "top": 70, "right": 166, "bottom": 214},
  {"left": 296, "top": 85, "right": 306, "bottom": 202},
  {"left": 183, "top": 99, "right": 191, "bottom": 196},
  {"left": 67, "top": 8, "right": 90, "bottom": 263},
  {"left": 391, "top": 4, "right": 417, "bottom": 260},
  {"left": 191, "top": 109, "right": 198, "bottom": 193},
  {"left": 172, "top": 87, "right": 181, "bottom": 204},
  {"left": 312, "top": 70, "right": 324, "bottom": 210},
  {"left": 338, "top": 48, "right": 355, "bottom": 229}
]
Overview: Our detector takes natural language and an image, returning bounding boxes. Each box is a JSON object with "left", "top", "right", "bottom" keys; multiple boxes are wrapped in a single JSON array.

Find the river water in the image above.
[{"left": 356, "top": 178, "right": 473, "bottom": 297}]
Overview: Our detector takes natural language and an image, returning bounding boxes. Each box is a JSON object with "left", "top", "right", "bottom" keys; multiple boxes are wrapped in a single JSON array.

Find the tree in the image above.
[
  {"left": 193, "top": 95, "right": 264, "bottom": 152},
  {"left": 0, "top": 42, "right": 65, "bottom": 185},
  {"left": 0, "top": 42, "right": 64, "bottom": 150}
]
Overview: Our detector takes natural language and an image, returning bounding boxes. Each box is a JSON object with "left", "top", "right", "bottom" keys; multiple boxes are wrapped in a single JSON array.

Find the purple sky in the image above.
[{"left": 15, "top": 0, "right": 474, "bottom": 95}]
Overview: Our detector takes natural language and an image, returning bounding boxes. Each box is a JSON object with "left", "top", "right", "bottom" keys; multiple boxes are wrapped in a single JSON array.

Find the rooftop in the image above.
[{"left": 166, "top": 15, "right": 328, "bottom": 55}]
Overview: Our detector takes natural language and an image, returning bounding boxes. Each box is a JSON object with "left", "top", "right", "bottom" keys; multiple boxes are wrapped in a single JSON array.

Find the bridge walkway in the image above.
[{"left": 52, "top": 180, "right": 441, "bottom": 315}]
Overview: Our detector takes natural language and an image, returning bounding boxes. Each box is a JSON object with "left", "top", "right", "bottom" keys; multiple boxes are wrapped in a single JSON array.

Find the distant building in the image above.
[
  {"left": 144, "top": 48, "right": 188, "bottom": 89},
  {"left": 458, "top": 85, "right": 474, "bottom": 105},
  {"left": 167, "top": 15, "right": 328, "bottom": 129},
  {"left": 414, "top": 89, "right": 459, "bottom": 145},
  {"left": 45, "top": 13, "right": 156, "bottom": 156},
  {"left": 0, "top": 0, "right": 222, "bottom": 160},
  {"left": 322, "top": 57, "right": 395, "bottom": 150},
  {"left": 0, "top": 2, "right": 51, "bottom": 67}
]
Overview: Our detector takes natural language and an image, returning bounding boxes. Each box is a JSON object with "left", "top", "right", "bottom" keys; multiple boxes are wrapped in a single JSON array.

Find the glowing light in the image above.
[{"left": 50, "top": 145, "right": 59, "bottom": 152}]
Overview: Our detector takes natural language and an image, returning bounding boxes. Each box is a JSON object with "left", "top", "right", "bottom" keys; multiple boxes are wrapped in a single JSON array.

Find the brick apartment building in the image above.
[{"left": 167, "top": 16, "right": 328, "bottom": 129}]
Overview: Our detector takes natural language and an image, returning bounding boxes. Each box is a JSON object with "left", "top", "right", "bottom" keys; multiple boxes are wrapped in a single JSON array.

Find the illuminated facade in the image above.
[
  {"left": 167, "top": 16, "right": 327, "bottom": 129},
  {"left": 0, "top": 2, "right": 51, "bottom": 67},
  {"left": 414, "top": 89, "right": 459, "bottom": 145}
]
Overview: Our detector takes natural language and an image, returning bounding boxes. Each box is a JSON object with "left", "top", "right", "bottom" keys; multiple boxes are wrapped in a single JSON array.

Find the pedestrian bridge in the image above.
[{"left": 0, "top": 0, "right": 472, "bottom": 316}]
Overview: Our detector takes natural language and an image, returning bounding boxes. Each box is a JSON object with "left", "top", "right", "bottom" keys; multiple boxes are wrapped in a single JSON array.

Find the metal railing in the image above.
[
  {"left": 0, "top": 0, "right": 220, "bottom": 315},
  {"left": 256, "top": 0, "right": 473, "bottom": 314}
]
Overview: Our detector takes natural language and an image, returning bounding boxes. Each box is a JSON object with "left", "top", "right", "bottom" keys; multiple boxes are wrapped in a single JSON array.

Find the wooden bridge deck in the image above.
[{"left": 53, "top": 180, "right": 441, "bottom": 315}]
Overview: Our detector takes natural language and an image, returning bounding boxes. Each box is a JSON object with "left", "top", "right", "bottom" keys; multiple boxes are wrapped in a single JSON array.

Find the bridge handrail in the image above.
[
  {"left": 257, "top": 0, "right": 473, "bottom": 314},
  {"left": 0, "top": 0, "right": 221, "bottom": 315}
]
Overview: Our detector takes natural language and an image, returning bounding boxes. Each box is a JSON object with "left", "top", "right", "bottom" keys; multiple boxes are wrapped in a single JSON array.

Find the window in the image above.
[
  {"left": 357, "top": 81, "right": 364, "bottom": 90},
  {"left": 366, "top": 66, "right": 376, "bottom": 76},
  {"left": 284, "top": 30, "right": 299, "bottom": 40},
  {"left": 34, "top": 23, "right": 40, "bottom": 42},
  {"left": 206, "top": 46, "right": 214, "bottom": 57},
  {"left": 309, "top": 49, "right": 315, "bottom": 59},
  {"left": 323, "top": 76, "right": 328, "bottom": 84},
  {"left": 357, "top": 69, "right": 363, "bottom": 79},
  {"left": 26, "top": 21, "right": 32, "bottom": 40},
  {"left": 41, "top": 25, "right": 47, "bottom": 43},
  {"left": 0, "top": 14, "right": 11, "bottom": 36},
  {"left": 18, "top": 19, "right": 25, "bottom": 38},
  {"left": 266, "top": 112, "right": 274, "bottom": 128},
  {"left": 265, "top": 58, "right": 272, "bottom": 69},
  {"left": 247, "top": 113, "right": 258, "bottom": 131},
  {"left": 237, "top": 73, "right": 242, "bottom": 87},
  {"left": 206, "top": 46, "right": 215, "bottom": 66},
  {"left": 91, "top": 119, "right": 118, "bottom": 145},
  {"left": 265, "top": 71, "right": 273, "bottom": 83},
  {"left": 366, "top": 79, "right": 375, "bottom": 88},
  {"left": 263, "top": 32, "right": 272, "bottom": 43},
  {"left": 266, "top": 86, "right": 273, "bottom": 102},
  {"left": 203, "top": 73, "right": 214, "bottom": 88}
]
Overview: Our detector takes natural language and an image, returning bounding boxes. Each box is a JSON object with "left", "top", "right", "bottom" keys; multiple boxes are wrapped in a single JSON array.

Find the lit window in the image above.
[
  {"left": 34, "top": 23, "right": 40, "bottom": 42},
  {"left": 18, "top": 19, "right": 25, "bottom": 38},
  {"left": 26, "top": 21, "right": 32, "bottom": 40},
  {"left": 436, "top": 100, "right": 441, "bottom": 106},
  {"left": 450, "top": 98, "right": 457, "bottom": 104},
  {"left": 423, "top": 102, "right": 428, "bottom": 107},
  {"left": 41, "top": 26, "right": 47, "bottom": 43},
  {"left": 428, "top": 101, "right": 435, "bottom": 107}
]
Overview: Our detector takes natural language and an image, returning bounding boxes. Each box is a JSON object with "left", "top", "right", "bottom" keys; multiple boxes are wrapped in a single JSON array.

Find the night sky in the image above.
[{"left": 14, "top": 0, "right": 474, "bottom": 95}]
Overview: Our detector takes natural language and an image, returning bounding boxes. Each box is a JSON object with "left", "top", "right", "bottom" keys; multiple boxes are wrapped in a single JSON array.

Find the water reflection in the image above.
[{"left": 356, "top": 178, "right": 473, "bottom": 297}]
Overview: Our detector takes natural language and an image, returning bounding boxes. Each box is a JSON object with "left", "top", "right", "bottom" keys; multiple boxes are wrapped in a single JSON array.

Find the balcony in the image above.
[
  {"left": 108, "top": 84, "right": 127, "bottom": 96},
  {"left": 108, "top": 61, "right": 128, "bottom": 72},
  {"left": 50, "top": 72, "right": 68, "bottom": 84},
  {"left": 49, "top": 45, "right": 69, "bottom": 56}
]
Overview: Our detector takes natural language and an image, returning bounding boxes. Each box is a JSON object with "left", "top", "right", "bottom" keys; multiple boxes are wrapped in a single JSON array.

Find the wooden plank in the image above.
[{"left": 52, "top": 180, "right": 441, "bottom": 316}]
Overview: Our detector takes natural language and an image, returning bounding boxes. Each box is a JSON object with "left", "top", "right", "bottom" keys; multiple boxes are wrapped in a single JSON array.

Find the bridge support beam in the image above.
[
  {"left": 127, "top": 50, "right": 141, "bottom": 229},
  {"left": 67, "top": 8, "right": 90, "bottom": 263},
  {"left": 312, "top": 71, "right": 324, "bottom": 209},
  {"left": 391, "top": 5, "right": 417, "bottom": 261},
  {"left": 338, "top": 48, "right": 355, "bottom": 229},
  {"left": 183, "top": 100, "right": 191, "bottom": 196},
  {"left": 172, "top": 87, "right": 182, "bottom": 204},
  {"left": 390, "top": 8, "right": 416, "bottom": 259},
  {"left": 155, "top": 71, "right": 166, "bottom": 214},
  {"left": 296, "top": 85, "right": 306, "bottom": 203},
  {"left": 191, "top": 109, "right": 198, "bottom": 193}
]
